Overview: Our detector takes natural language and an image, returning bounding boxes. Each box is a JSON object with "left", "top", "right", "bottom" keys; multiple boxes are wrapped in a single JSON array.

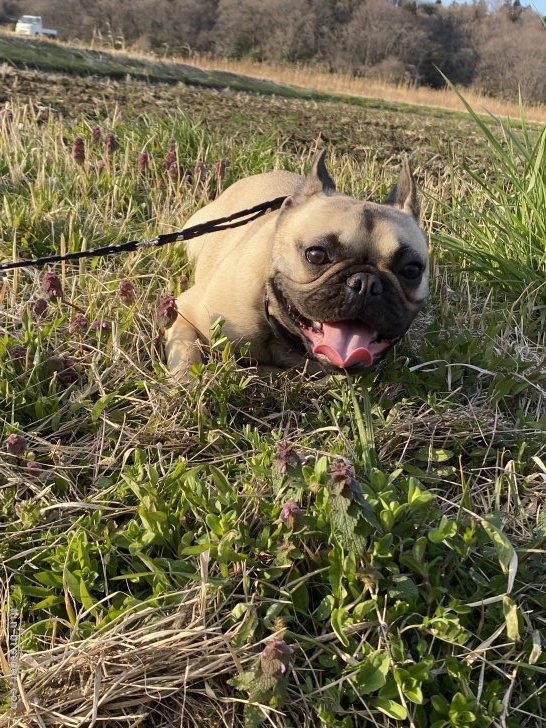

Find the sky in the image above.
[{"left": 449, "top": 0, "right": 546, "bottom": 15}]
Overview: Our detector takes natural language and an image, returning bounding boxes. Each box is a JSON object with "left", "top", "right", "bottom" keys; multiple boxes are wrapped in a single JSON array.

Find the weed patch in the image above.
[{"left": 0, "top": 85, "right": 545, "bottom": 727}]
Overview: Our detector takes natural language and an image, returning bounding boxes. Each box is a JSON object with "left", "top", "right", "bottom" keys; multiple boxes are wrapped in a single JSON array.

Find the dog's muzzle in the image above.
[{"left": 265, "top": 285, "right": 395, "bottom": 369}]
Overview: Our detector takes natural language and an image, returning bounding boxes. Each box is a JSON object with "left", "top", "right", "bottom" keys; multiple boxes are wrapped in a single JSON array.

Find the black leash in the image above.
[{"left": 0, "top": 196, "right": 288, "bottom": 272}]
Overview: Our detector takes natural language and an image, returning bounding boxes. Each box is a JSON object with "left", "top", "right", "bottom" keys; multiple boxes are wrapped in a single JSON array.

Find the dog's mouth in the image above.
[{"left": 283, "top": 297, "right": 393, "bottom": 369}]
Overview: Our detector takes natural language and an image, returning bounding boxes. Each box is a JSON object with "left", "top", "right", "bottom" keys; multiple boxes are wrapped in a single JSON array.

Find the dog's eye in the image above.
[
  {"left": 400, "top": 263, "right": 423, "bottom": 280},
  {"left": 305, "top": 247, "right": 329, "bottom": 265}
]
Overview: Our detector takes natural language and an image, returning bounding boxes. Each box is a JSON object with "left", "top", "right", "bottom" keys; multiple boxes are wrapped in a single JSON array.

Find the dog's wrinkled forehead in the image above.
[
  {"left": 358, "top": 200, "right": 429, "bottom": 261},
  {"left": 277, "top": 194, "right": 428, "bottom": 263}
]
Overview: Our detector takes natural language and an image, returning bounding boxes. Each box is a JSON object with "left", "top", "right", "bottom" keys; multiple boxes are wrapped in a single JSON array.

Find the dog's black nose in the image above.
[{"left": 346, "top": 272, "right": 383, "bottom": 297}]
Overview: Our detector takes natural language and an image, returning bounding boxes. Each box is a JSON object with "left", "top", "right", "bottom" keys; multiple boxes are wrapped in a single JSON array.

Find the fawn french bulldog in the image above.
[{"left": 166, "top": 151, "right": 428, "bottom": 378}]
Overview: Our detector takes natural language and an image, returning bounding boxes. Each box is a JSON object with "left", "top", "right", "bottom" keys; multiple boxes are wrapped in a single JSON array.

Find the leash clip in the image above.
[{"left": 136, "top": 237, "right": 160, "bottom": 249}]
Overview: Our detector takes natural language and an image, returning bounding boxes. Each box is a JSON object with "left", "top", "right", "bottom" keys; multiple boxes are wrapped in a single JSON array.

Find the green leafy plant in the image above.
[{"left": 1, "top": 85, "right": 545, "bottom": 727}]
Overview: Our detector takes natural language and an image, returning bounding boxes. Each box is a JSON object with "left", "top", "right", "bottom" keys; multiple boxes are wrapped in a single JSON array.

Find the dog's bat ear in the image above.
[
  {"left": 302, "top": 150, "right": 336, "bottom": 196},
  {"left": 383, "top": 157, "right": 420, "bottom": 220},
  {"left": 282, "top": 150, "right": 336, "bottom": 210}
]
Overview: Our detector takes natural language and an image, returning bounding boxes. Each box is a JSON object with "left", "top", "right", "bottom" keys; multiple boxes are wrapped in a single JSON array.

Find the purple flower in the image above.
[
  {"left": 158, "top": 295, "right": 178, "bottom": 328},
  {"left": 33, "top": 298, "right": 49, "bottom": 316},
  {"left": 162, "top": 139, "right": 177, "bottom": 170},
  {"left": 69, "top": 314, "right": 88, "bottom": 334},
  {"left": 280, "top": 498, "right": 302, "bottom": 529},
  {"left": 91, "top": 319, "right": 111, "bottom": 334},
  {"left": 329, "top": 458, "right": 357, "bottom": 488},
  {"left": 104, "top": 133, "right": 119, "bottom": 155},
  {"left": 137, "top": 151, "right": 149, "bottom": 172},
  {"left": 162, "top": 151, "right": 176, "bottom": 170},
  {"left": 118, "top": 279, "right": 136, "bottom": 304},
  {"left": 327, "top": 457, "right": 363, "bottom": 499},
  {"left": 273, "top": 441, "right": 301, "bottom": 473},
  {"left": 72, "top": 137, "right": 85, "bottom": 166},
  {"left": 6, "top": 434, "right": 27, "bottom": 456},
  {"left": 42, "top": 271, "right": 62, "bottom": 299},
  {"left": 213, "top": 159, "right": 226, "bottom": 181},
  {"left": 193, "top": 160, "right": 206, "bottom": 186},
  {"left": 91, "top": 124, "right": 102, "bottom": 143},
  {"left": 27, "top": 460, "right": 42, "bottom": 471},
  {"left": 168, "top": 163, "right": 187, "bottom": 183},
  {"left": 259, "top": 637, "right": 294, "bottom": 678}
]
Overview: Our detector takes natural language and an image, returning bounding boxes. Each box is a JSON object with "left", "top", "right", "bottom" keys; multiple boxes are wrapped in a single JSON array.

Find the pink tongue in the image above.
[{"left": 312, "top": 322, "right": 375, "bottom": 368}]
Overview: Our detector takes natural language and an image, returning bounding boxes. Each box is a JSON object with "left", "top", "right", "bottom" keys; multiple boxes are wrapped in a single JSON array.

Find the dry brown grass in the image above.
[
  {"left": 0, "top": 587, "right": 252, "bottom": 728},
  {"left": 186, "top": 54, "right": 546, "bottom": 124}
]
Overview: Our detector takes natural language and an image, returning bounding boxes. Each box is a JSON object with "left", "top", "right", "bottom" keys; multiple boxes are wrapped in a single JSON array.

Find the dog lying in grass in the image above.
[{"left": 166, "top": 151, "right": 428, "bottom": 378}]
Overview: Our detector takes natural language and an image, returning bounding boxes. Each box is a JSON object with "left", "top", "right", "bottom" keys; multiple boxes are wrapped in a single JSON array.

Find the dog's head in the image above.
[{"left": 265, "top": 151, "right": 429, "bottom": 370}]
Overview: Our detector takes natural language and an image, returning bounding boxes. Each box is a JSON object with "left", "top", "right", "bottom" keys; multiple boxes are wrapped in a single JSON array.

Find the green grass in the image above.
[
  {"left": 0, "top": 31, "right": 317, "bottom": 96},
  {"left": 434, "top": 83, "right": 546, "bottom": 329},
  {"left": 0, "top": 78, "right": 545, "bottom": 728}
]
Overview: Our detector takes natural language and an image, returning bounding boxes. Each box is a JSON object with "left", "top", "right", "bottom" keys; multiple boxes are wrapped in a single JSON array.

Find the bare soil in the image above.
[{"left": 2, "top": 67, "right": 488, "bottom": 169}]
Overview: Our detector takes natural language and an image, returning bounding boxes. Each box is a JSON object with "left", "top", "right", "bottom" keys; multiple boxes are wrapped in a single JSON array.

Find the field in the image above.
[{"left": 1, "top": 36, "right": 545, "bottom": 728}]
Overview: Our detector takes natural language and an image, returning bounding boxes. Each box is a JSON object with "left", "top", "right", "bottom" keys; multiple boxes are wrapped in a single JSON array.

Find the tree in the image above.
[{"left": 0, "top": 0, "right": 21, "bottom": 25}]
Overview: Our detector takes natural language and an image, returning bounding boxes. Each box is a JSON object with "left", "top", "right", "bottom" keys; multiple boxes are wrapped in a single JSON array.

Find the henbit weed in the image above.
[{"left": 1, "top": 95, "right": 545, "bottom": 727}]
